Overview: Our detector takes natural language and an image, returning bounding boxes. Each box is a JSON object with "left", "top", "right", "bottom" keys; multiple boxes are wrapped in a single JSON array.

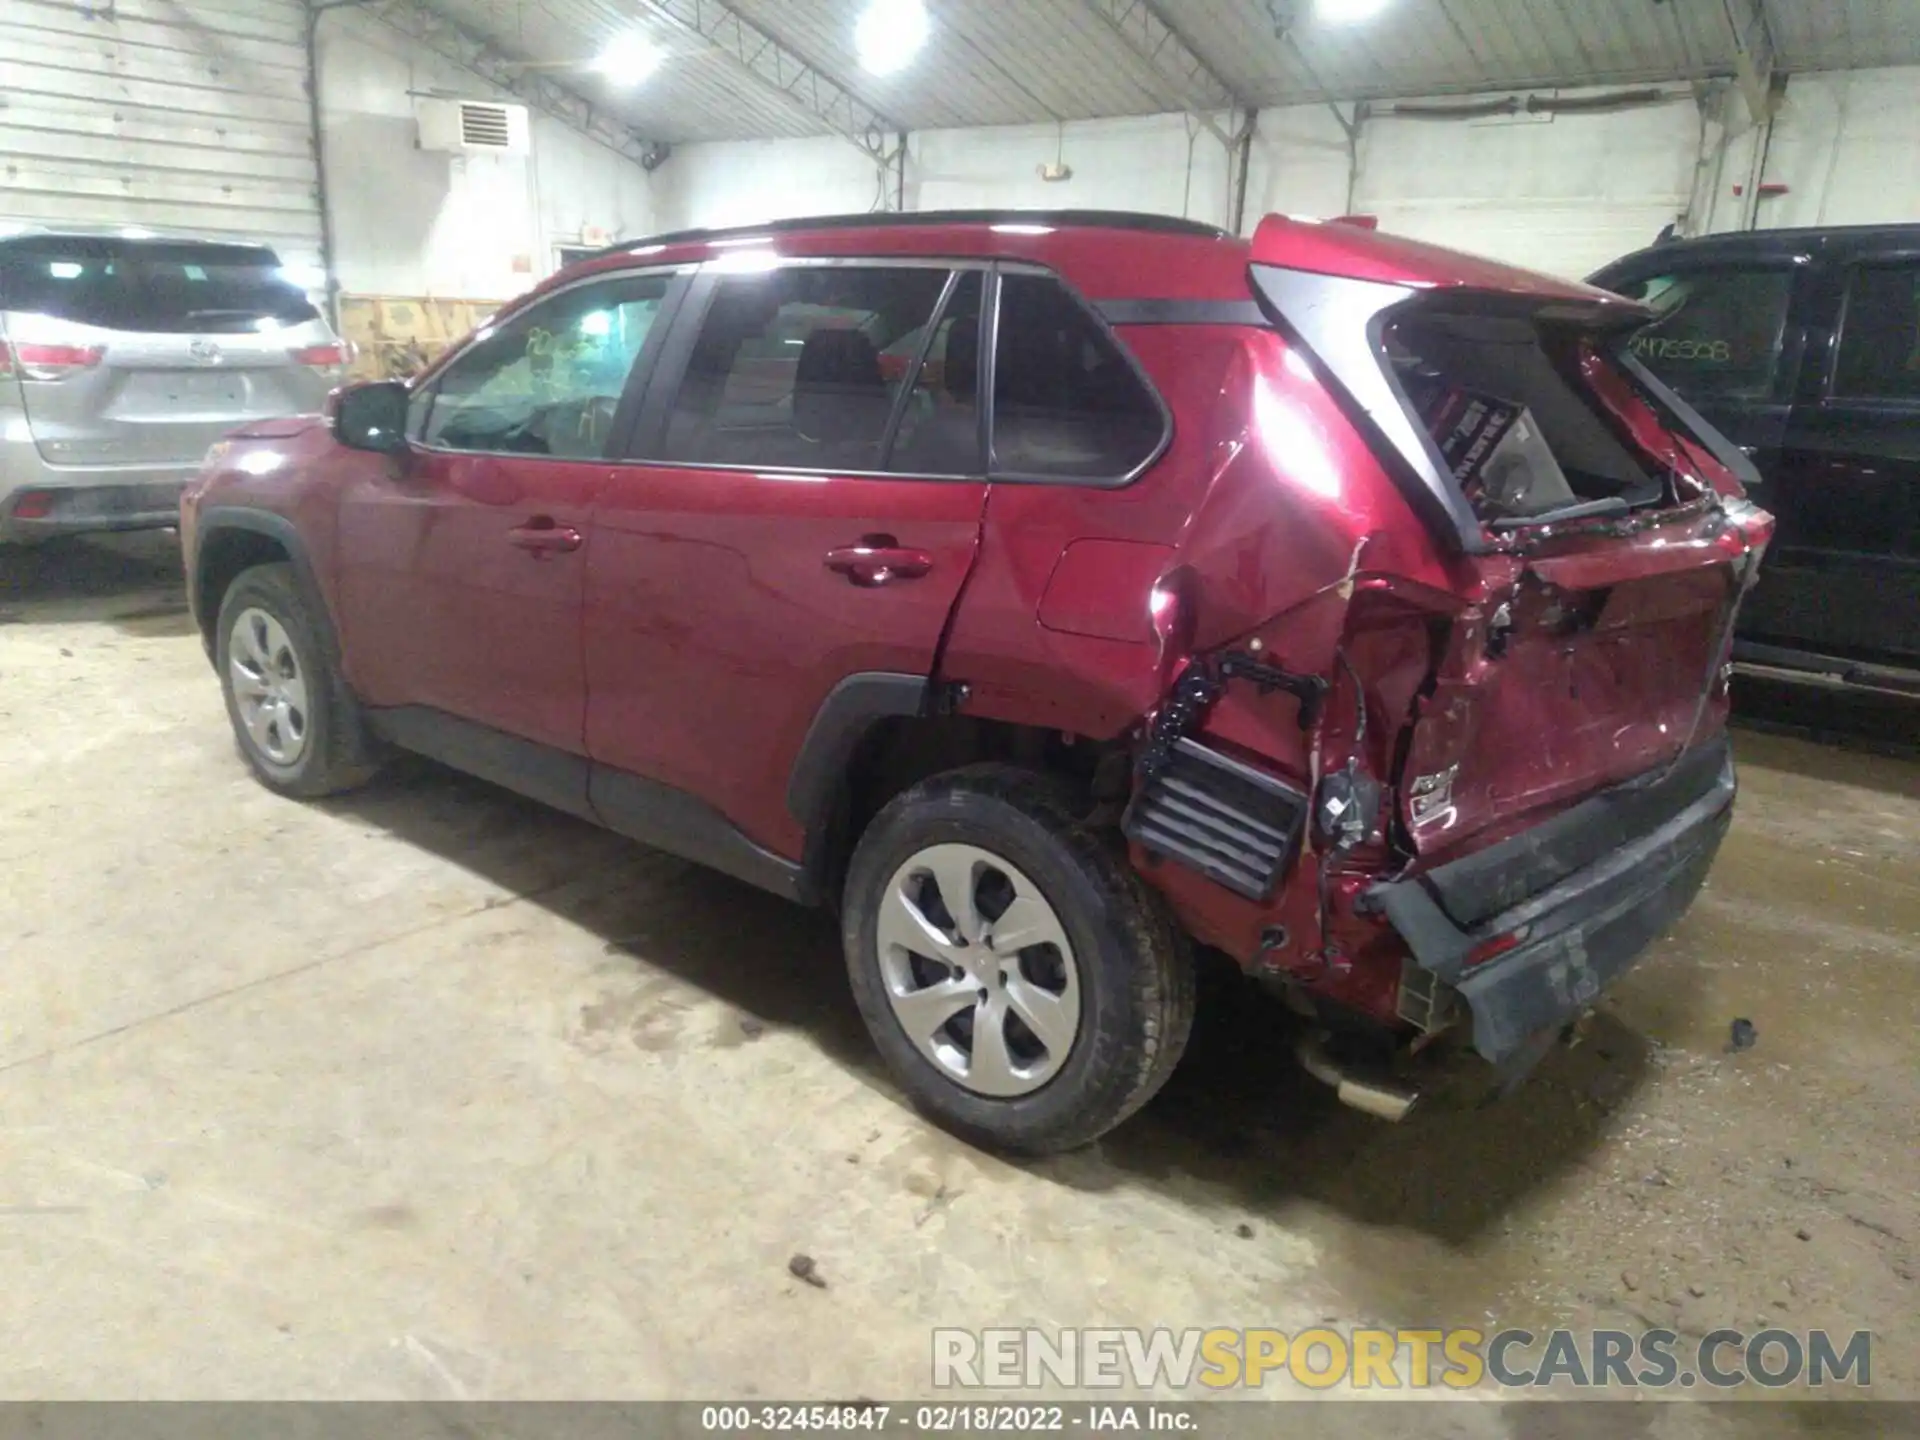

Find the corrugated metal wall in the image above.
[{"left": 0, "top": 0, "right": 321, "bottom": 267}]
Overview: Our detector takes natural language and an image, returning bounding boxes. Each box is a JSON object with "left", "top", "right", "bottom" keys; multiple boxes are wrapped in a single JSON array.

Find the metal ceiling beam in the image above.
[
  {"left": 1083, "top": 0, "right": 1256, "bottom": 228},
  {"left": 354, "top": 0, "right": 670, "bottom": 170},
  {"left": 1081, "top": 0, "right": 1249, "bottom": 117},
  {"left": 1720, "top": 0, "right": 1779, "bottom": 120},
  {"left": 634, "top": 0, "right": 905, "bottom": 173}
]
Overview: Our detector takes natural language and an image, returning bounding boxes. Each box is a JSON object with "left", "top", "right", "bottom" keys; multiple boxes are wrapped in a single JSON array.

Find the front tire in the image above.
[
  {"left": 214, "top": 562, "right": 378, "bottom": 798},
  {"left": 843, "top": 764, "right": 1194, "bottom": 1155}
]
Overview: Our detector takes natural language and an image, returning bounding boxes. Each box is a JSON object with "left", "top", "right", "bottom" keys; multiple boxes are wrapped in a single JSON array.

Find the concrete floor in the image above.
[{"left": 1, "top": 533, "right": 1915, "bottom": 1411}]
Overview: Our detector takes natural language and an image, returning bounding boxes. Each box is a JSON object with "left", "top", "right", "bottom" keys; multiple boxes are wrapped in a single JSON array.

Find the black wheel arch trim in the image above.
[
  {"left": 193, "top": 506, "right": 341, "bottom": 666},
  {"left": 786, "top": 672, "right": 931, "bottom": 838}
]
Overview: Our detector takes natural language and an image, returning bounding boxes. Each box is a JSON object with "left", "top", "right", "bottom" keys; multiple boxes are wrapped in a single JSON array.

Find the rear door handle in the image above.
[
  {"left": 825, "top": 536, "right": 932, "bottom": 586},
  {"left": 508, "top": 518, "right": 583, "bottom": 555}
]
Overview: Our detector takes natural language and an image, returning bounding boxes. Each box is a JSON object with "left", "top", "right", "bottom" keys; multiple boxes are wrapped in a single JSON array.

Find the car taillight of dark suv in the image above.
[{"left": 180, "top": 209, "right": 1773, "bottom": 1154}]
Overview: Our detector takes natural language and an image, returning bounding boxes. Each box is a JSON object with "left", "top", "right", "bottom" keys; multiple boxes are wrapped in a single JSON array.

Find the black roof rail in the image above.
[{"left": 571, "top": 209, "right": 1231, "bottom": 265}]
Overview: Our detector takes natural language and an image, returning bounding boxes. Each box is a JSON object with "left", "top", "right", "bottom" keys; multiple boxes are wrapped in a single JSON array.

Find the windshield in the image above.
[{"left": 0, "top": 237, "right": 320, "bottom": 334}]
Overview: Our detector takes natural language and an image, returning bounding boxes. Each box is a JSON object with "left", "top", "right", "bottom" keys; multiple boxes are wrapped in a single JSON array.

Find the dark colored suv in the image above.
[
  {"left": 181, "top": 210, "right": 1771, "bottom": 1154},
  {"left": 1592, "top": 226, "right": 1920, "bottom": 697}
]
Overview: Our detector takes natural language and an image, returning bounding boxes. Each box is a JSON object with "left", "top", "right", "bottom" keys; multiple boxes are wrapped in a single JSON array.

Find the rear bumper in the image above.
[
  {"left": 1366, "top": 739, "right": 1735, "bottom": 1067},
  {"left": 0, "top": 439, "right": 195, "bottom": 540}
]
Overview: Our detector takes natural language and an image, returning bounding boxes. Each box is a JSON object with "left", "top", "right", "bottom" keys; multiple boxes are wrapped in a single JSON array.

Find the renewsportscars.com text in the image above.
[{"left": 932, "top": 1326, "right": 1872, "bottom": 1392}]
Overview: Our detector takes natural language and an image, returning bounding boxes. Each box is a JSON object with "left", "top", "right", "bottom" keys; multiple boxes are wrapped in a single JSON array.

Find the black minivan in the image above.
[{"left": 1591, "top": 228, "right": 1920, "bottom": 698}]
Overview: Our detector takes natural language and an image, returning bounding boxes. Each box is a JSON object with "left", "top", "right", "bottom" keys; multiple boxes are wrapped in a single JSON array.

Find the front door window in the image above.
[{"left": 421, "top": 276, "right": 670, "bottom": 459}]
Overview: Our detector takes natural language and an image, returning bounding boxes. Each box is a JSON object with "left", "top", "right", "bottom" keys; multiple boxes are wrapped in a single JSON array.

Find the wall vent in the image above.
[{"left": 417, "top": 98, "right": 531, "bottom": 155}]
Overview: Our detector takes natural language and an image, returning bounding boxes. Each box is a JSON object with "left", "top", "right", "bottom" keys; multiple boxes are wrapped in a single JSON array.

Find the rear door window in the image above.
[
  {"left": 657, "top": 264, "right": 952, "bottom": 472},
  {"left": 887, "top": 271, "right": 984, "bottom": 476},
  {"left": 1613, "top": 266, "right": 1793, "bottom": 401},
  {"left": 1834, "top": 262, "right": 1920, "bottom": 401},
  {"left": 991, "top": 272, "right": 1165, "bottom": 481},
  {"left": 0, "top": 237, "right": 319, "bottom": 334}
]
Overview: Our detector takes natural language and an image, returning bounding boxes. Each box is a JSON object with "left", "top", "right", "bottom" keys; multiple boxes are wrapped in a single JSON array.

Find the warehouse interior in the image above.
[{"left": 1, "top": 0, "right": 1918, "bottom": 1414}]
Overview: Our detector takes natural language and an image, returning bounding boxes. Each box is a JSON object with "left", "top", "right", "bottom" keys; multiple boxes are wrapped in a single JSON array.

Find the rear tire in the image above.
[
  {"left": 843, "top": 764, "right": 1194, "bottom": 1155},
  {"left": 214, "top": 562, "right": 379, "bottom": 798}
]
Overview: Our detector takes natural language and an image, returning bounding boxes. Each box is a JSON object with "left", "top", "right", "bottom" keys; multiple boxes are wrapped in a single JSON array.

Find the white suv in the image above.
[{"left": 0, "top": 229, "right": 348, "bottom": 543}]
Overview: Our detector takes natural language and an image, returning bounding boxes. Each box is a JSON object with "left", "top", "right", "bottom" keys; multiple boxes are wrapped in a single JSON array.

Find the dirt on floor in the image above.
[{"left": 0, "top": 534, "right": 1914, "bottom": 1425}]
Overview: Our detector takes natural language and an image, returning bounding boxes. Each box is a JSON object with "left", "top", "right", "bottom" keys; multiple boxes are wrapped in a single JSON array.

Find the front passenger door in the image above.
[{"left": 337, "top": 272, "right": 676, "bottom": 784}]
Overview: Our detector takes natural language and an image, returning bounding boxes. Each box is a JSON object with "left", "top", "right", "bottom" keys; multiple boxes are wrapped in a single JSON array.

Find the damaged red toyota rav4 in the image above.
[{"left": 181, "top": 211, "right": 1772, "bottom": 1154}]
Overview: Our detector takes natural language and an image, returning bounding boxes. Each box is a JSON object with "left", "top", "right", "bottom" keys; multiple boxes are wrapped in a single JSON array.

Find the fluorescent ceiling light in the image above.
[
  {"left": 855, "top": 0, "right": 929, "bottom": 76},
  {"left": 1315, "top": 0, "right": 1391, "bottom": 22},
  {"left": 595, "top": 31, "right": 661, "bottom": 87}
]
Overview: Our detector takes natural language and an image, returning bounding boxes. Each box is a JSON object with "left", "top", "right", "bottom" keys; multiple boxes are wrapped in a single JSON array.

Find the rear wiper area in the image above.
[{"left": 1485, "top": 496, "right": 1631, "bottom": 531}]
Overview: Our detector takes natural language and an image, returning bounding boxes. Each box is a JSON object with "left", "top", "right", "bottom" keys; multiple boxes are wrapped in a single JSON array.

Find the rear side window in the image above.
[
  {"left": 659, "top": 265, "right": 952, "bottom": 472},
  {"left": 1613, "top": 267, "right": 1792, "bottom": 401},
  {"left": 0, "top": 238, "right": 320, "bottom": 334},
  {"left": 992, "top": 273, "right": 1164, "bottom": 480},
  {"left": 1835, "top": 263, "right": 1920, "bottom": 400}
]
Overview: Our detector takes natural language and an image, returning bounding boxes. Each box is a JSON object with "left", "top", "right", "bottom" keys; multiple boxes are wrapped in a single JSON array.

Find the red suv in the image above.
[{"left": 181, "top": 210, "right": 1773, "bottom": 1154}]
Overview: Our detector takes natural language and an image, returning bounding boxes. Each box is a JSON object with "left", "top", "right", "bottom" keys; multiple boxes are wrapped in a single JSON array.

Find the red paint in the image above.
[
  {"left": 1249, "top": 214, "right": 1638, "bottom": 307},
  {"left": 1037, "top": 539, "right": 1175, "bottom": 643},
  {"left": 180, "top": 209, "right": 1766, "bottom": 1045},
  {"left": 335, "top": 448, "right": 604, "bottom": 753},
  {"left": 584, "top": 465, "right": 986, "bottom": 859}
]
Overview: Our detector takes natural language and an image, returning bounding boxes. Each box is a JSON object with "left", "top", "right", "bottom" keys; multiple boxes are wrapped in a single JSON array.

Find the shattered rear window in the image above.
[{"left": 1385, "top": 308, "right": 1663, "bottom": 522}]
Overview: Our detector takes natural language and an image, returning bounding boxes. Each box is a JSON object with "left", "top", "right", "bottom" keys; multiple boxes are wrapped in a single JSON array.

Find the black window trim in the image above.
[
  {"left": 1828, "top": 257, "right": 1920, "bottom": 407},
  {"left": 407, "top": 265, "right": 695, "bottom": 463},
  {"left": 618, "top": 255, "right": 994, "bottom": 482}
]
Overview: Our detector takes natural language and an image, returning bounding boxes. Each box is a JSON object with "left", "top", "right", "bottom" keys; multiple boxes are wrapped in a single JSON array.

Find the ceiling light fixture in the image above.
[
  {"left": 855, "top": 0, "right": 929, "bottom": 76},
  {"left": 1314, "top": 0, "right": 1391, "bottom": 23},
  {"left": 595, "top": 32, "right": 662, "bottom": 87}
]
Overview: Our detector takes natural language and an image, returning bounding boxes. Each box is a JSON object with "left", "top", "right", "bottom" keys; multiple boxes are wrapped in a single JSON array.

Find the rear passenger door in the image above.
[
  {"left": 583, "top": 261, "right": 989, "bottom": 870},
  {"left": 1769, "top": 257, "right": 1920, "bottom": 669}
]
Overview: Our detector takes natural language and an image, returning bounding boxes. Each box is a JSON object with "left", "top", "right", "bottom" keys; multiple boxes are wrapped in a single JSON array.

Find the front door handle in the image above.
[
  {"left": 825, "top": 536, "right": 933, "bottom": 587},
  {"left": 508, "top": 518, "right": 583, "bottom": 555}
]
